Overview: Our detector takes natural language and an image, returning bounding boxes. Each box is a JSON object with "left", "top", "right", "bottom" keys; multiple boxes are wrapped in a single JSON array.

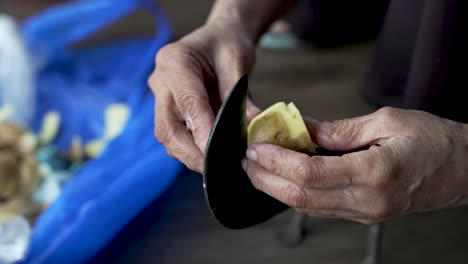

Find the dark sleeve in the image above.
[
  {"left": 404, "top": 0, "right": 468, "bottom": 123},
  {"left": 364, "top": 0, "right": 468, "bottom": 123}
]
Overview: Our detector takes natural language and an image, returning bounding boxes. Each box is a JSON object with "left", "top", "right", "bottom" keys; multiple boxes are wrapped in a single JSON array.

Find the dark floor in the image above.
[
  {"left": 105, "top": 169, "right": 468, "bottom": 264},
  {"left": 5, "top": 1, "right": 468, "bottom": 263}
]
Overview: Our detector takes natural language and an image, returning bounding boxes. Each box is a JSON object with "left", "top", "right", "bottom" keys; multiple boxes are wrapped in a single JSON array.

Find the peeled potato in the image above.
[
  {"left": 39, "top": 111, "right": 61, "bottom": 145},
  {"left": 248, "top": 102, "right": 318, "bottom": 153},
  {"left": 85, "top": 139, "right": 106, "bottom": 158}
]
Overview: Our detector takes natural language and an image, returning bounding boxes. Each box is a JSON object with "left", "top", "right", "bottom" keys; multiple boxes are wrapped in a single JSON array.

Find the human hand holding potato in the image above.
[{"left": 243, "top": 107, "right": 468, "bottom": 224}]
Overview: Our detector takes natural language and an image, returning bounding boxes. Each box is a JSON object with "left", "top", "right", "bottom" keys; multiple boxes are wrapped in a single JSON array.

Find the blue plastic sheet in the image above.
[{"left": 17, "top": 0, "right": 183, "bottom": 263}]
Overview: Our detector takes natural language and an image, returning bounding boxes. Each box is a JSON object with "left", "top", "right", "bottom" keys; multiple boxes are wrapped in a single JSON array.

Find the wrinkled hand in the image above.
[
  {"left": 149, "top": 23, "right": 260, "bottom": 173},
  {"left": 243, "top": 107, "right": 468, "bottom": 224}
]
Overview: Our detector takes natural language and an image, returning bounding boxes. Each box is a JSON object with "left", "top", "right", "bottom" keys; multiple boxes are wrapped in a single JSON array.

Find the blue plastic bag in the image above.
[
  {"left": 23, "top": 0, "right": 171, "bottom": 147},
  {"left": 17, "top": 0, "right": 183, "bottom": 263}
]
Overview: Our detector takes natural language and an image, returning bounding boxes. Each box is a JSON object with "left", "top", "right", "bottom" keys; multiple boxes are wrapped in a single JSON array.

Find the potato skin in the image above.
[{"left": 247, "top": 103, "right": 317, "bottom": 153}]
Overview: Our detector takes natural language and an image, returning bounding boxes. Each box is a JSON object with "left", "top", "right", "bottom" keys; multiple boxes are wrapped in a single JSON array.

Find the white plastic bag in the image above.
[
  {"left": 0, "top": 14, "right": 36, "bottom": 126},
  {"left": 0, "top": 216, "right": 31, "bottom": 264}
]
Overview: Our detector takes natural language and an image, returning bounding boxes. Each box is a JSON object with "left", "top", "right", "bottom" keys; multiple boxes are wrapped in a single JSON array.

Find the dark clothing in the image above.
[
  {"left": 365, "top": 0, "right": 468, "bottom": 123},
  {"left": 286, "top": 0, "right": 468, "bottom": 123},
  {"left": 284, "top": 0, "right": 390, "bottom": 48}
]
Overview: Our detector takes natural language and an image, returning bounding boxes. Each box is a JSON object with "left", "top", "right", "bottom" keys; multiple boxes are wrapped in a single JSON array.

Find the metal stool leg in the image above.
[
  {"left": 276, "top": 212, "right": 385, "bottom": 264},
  {"left": 362, "top": 223, "right": 384, "bottom": 264},
  {"left": 277, "top": 212, "right": 307, "bottom": 247}
]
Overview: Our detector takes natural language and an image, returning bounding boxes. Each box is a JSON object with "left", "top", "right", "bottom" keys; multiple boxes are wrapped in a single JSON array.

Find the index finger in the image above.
[
  {"left": 247, "top": 144, "right": 376, "bottom": 189},
  {"left": 154, "top": 91, "right": 205, "bottom": 172},
  {"left": 163, "top": 69, "right": 216, "bottom": 155}
]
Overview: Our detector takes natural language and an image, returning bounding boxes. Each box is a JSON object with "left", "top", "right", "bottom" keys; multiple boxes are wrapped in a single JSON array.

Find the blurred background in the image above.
[{"left": 2, "top": 0, "right": 468, "bottom": 264}]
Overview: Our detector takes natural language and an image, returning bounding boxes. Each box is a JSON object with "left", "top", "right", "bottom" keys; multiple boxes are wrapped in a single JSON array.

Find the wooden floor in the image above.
[{"left": 5, "top": 1, "right": 468, "bottom": 263}]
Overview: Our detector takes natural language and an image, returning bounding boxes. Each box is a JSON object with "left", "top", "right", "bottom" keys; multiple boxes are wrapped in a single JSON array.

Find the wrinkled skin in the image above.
[
  {"left": 149, "top": 23, "right": 259, "bottom": 173},
  {"left": 148, "top": 2, "right": 468, "bottom": 224},
  {"left": 243, "top": 107, "right": 468, "bottom": 224}
]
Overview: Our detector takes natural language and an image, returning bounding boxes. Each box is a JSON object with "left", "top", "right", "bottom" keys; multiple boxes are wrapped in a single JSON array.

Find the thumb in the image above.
[{"left": 303, "top": 115, "right": 379, "bottom": 151}]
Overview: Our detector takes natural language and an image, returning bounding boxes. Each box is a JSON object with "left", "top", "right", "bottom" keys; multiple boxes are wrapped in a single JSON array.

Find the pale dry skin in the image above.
[
  {"left": 243, "top": 107, "right": 468, "bottom": 224},
  {"left": 149, "top": 0, "right": 298, "bottom": 173},
  {"left": 248, "top": 102, "right": 317, "bottom": 153},
  {"left": 147, "top": 0, "right": 468, "bottom": 223}
]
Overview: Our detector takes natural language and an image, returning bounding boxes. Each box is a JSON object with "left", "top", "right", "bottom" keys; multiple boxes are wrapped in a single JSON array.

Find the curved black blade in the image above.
[{"left": 203, "top": 74, "right": 288, "bottom": 229}]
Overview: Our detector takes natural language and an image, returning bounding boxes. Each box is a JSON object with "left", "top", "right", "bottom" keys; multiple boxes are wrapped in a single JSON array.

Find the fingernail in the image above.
[
  {"left": 246, "top": 148, "right": 257, "bottom": 161},
  {"left": 185, "top": 116, "right": 194, "bottom": 131},
  {"left": 241, "top": 159, "right": 248, "bottom": 171}
]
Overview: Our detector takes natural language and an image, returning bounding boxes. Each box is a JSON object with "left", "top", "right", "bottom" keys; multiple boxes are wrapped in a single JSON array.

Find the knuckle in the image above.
[
  {"left": 155, "top": 46, "right": 171, "bottom": 68},
  {"left": 181, "top": 152, "right": 196, "bottom": 166},
  {"left": 282, "top": 184, "right": 307, "bottom": 209},
  {"left": 179, "top": 91, "right": 203, "bottom": 117},
  {"left": 265, "top": 156, "right": 279, "bottom": 174},
  {"left": 269, "top": 148, "right": 291, "bottom": 175},
  {"left": 344, "top": 188, "right": 359, "bottom": 206},
  {"left": 156, "top": 44, "right": 197, "bottom": 70},
  {"left": 376, "top": 106, "right": 393, "bottom": 116},
  {"left": 275, "top": 150, "right": 315, "bottom": 187},
  {"left": 157, "top": 129, "right": 201, "bottom": 172},
  {"left": 154, "top": 120, "right": 172, "bottom": 146},
  {"left": 335, "top": 119, "right": 353, "bottom": 134},
  {"left": 179, "top": 150, "right": 201, "bottom": 172},
  {"left": 307, "top": 157, "right": 327, "bottom": 187},
  {"left": 376, "top": 106, "right": 398, "bottom": 122},
  {"left": 155, "top": 44, "right": 179, "bottom": 66},
  {"left": 292, "top": 165, "right": 311, "bottom": 187},
  {"left": 326, "top": 119, "right": 357, "bottom": 142},
  {"left": 276, "top": 148, "right": 291, "bottom": 162},
  {"left": 249, "top": 173, "right": 265, "bottom": 191}
]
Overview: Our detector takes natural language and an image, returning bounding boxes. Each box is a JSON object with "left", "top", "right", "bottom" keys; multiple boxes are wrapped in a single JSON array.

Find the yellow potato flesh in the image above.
[{"left": 247, "top": 102, "right": 317, "bottom": 153}]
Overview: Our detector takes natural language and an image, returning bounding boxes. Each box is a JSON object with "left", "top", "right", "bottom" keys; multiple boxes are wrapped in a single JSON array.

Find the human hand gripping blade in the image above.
[{"left": 203, "top": 74, "right": 370, "bottom": 229}]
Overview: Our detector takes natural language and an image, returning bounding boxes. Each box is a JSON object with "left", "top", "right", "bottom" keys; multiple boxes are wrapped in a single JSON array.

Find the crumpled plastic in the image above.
[
  {"left": 14, "top": 1, "right": 182, "bottom": 263},
  {"left": 0, "top": 15, "right": 36, "bottom": 127},
  {"left": 0, "top": 216, "right": 31, "bottom": 264}
]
